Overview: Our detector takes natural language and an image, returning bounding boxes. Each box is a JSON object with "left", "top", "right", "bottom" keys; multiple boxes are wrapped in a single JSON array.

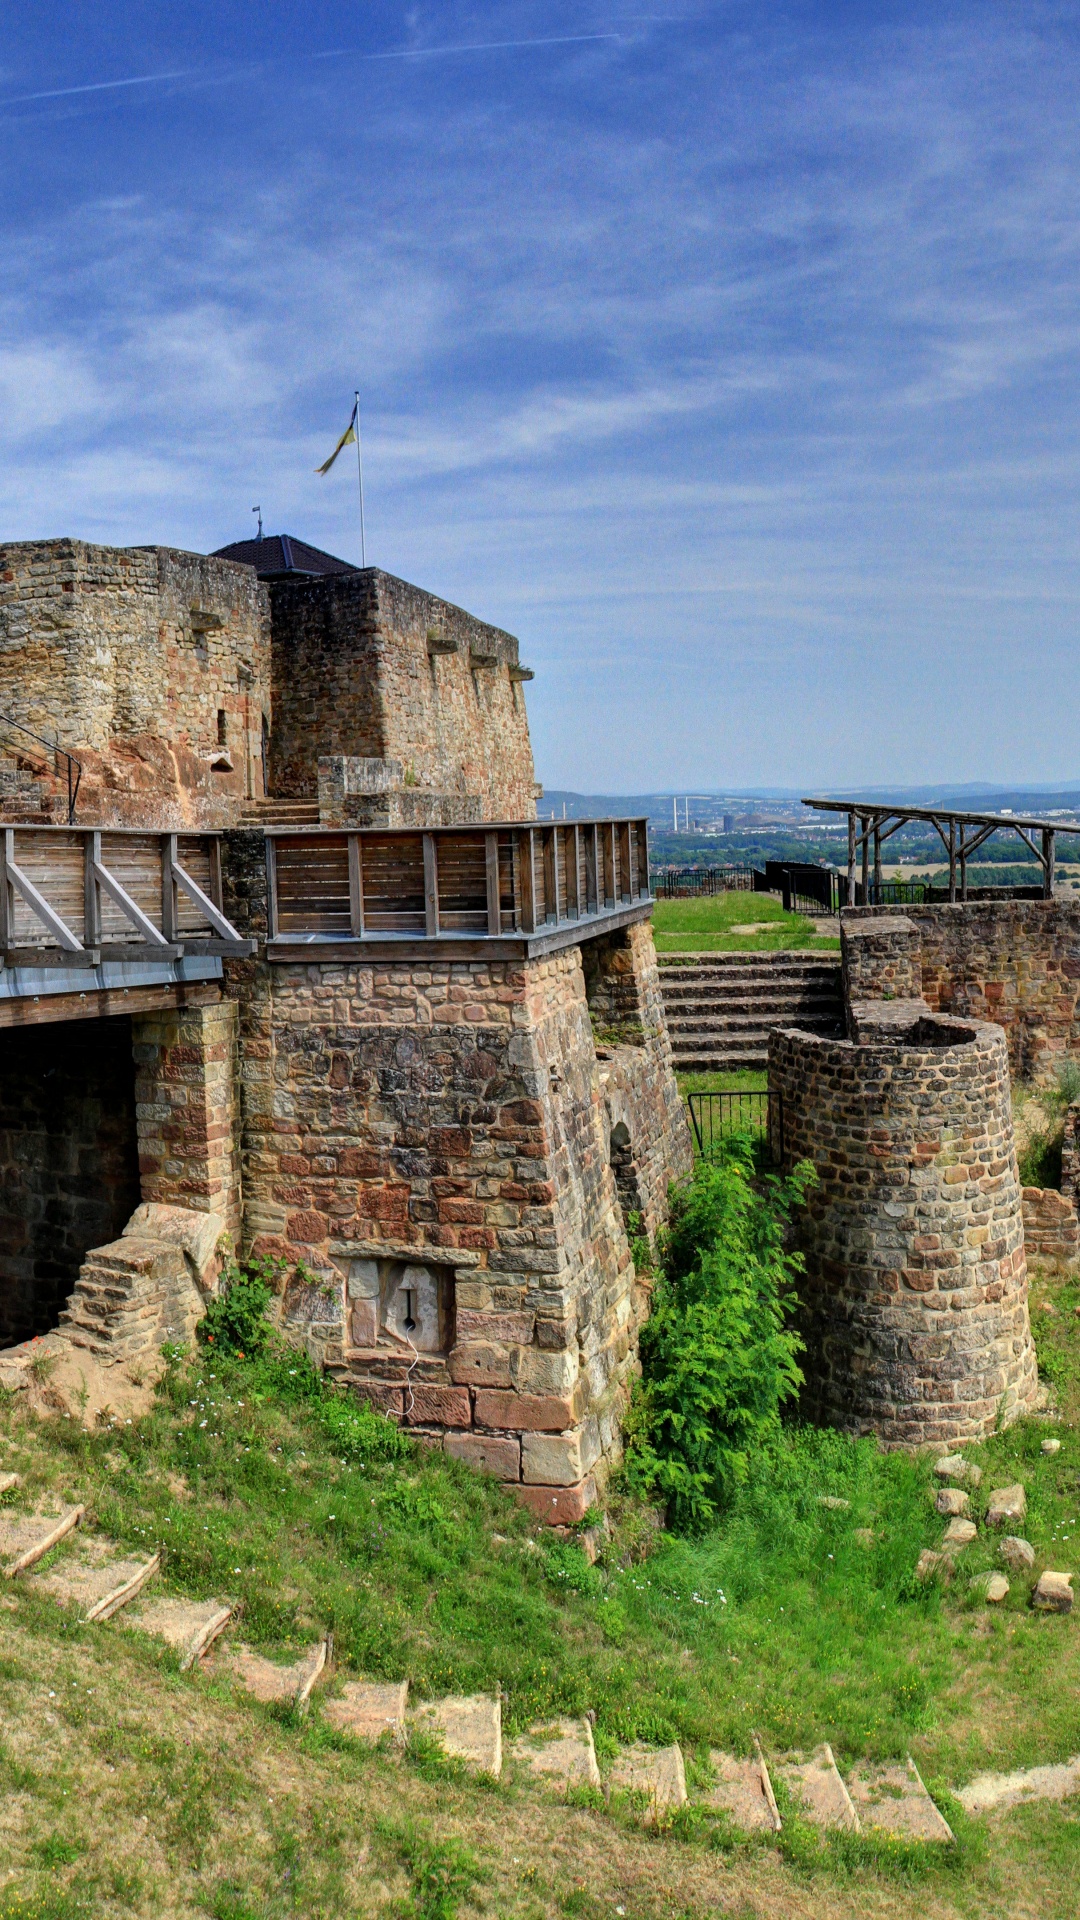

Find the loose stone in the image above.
[
  {"left": 971, "top": 1571, "right": 1009, "bottom": 1604},
  {"left": 935, "top": 1488, "right": 970, "bottom": 1517},
  {"left": 942, "top": 1517, "right": 978, "bottom": 1552},
  {"left": 1041, "top": 1437, "right": 1062, "bottom": 1456},
  {"left": 1000, "top": 1536, "right": 1036, "bottom": 1571},
  {"left": 916, "top": 1548, "right": 951, "bottom": 1583},
  {"left": 1032, "top": 1571, "right": 1074, "bottom": 1613},
  {"left": 986, "top": 1485, "right": 1027, "bottom": 1528}
]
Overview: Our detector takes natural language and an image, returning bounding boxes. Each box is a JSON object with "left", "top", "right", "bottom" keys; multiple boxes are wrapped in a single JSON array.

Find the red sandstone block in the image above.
[
  {"left": 444, "top": 1432, "right": 521, "bottom": 1477},
  {"left": 356, "top": 1186, "right": 410, "bottom": 1221},
  {"left": 449, "top": 1344, "right": 512, "bottom": 1388},
  {"left": 406, "top": 1385, "right": 472, "bottom": 1428},
  {"left": 348, "top": 1382, "right": 405, "bottom": 1420},
  {"left": 439, "top": 1199, "right": 485, "bottom": 1225},
  {"left": 287, "top": 1209, "right": 328, "bottom": 1243},
  {"left": 474, "top": 1390, "right": 576, "bottom": 1432},
  {"left": 511, "top": 1477, "right": 597, "bottom": 1526},
  {"left": 459, "top": 1228, "right": 496, "bottom": 1251},
  {"left": 458, "top": 1308, "right": 535, "bottom": 1345},
  {"left": 337, "top": 1147, "right": 389, "bottom": 1177}
]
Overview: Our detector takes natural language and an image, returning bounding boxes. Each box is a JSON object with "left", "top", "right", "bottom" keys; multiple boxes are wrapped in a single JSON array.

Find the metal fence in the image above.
[
  {"left": 657, "top": 865, "right": 755, "bottom": 897},
  {"left": 686, "top": 1090, "right": 784, "bottom": 1164}
]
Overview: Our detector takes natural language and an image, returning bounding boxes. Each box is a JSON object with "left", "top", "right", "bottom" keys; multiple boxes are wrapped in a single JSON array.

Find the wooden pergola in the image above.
[{"left": 802, "top": 798, "right": 1080, "bottom": 904}]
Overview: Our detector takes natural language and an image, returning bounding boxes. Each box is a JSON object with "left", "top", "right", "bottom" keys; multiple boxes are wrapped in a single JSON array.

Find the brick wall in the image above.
[
  {"left": 843, "top": 901, "right": 1080, "bottom": 1082},
  {"left": 769, "top": 1017, "right": 1039, "bottom": 1446},
  {"left": 0, "top": 541, "right": 271, "bottom": 826},
  {"left": 0, "top": 1016, "right": 140, "bottom": 1343},
  {"left": 267, "top": 570, "right": 536, "bottom": 821}
]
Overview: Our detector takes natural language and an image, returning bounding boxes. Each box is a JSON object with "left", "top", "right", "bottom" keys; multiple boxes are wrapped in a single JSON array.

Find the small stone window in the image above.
[
  {"left": 217, "top": 709, "right": 228, "bottom": 746},
  {"left": 343, "top": 1258, "right": 453, "bottom": 1356}
]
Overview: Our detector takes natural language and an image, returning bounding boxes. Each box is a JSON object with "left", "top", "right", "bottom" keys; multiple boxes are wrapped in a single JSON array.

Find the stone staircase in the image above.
[
  {"left": 659, "top": 953, "right": 844, "bottom": 1071},
  {"left": 238, "top": 797, "right": 320, "bottom": 828}
]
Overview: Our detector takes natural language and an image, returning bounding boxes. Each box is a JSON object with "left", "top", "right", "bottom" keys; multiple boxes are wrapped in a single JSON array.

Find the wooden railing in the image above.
[
  {"left": 266, "top": 819, "right": 651, "bottom": 941},
  {"left": 0, "top": 827, "right": 249, "bottom": 965}
]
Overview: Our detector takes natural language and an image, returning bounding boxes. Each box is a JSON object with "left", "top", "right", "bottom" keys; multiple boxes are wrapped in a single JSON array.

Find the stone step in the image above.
[
  {"left": 673, "top": 1050, "right": 769, "bottom": 1071},
  {"left": 607, "top": 1742, "right": 687, "bottom": 1817},
  {"left": 0, "top": 1473, "right": 20, "bottom": 1495},
  {"left": 324, "top": 1678, "right": 409, "bottom": 1742},
  {"left": 508, "top": 1717, "right": 601, "bottom": 1791},
  {"left": 411, "top": 1694, "right": 502, "bottom": 1776},
  {"left": 215, "top": 1636, "right": 330, "bottom": 1712},
  {"left": 701, "top": 1744, "right": 781, "bottom": 1832},
  {"left": 666, "top": 1007, "right": 841, "bottom": 1031},
  {"left": 846, "top": 1758, "right": 954, "bottom": 1842},
  {"left": 775, "top": 1744, "right": 860, "bottom": 1832},
  {"left": 31, "top": 1539, "right": 160, "bottom": 1622},
  {"left": 123, "top": 1595, "right": 233, "bottom": 1670},
  {"left": 0, "top": 1504, "right": 84, "bottom": 1576},
  {"left": 958, "top": 1754, "right": 1080, "bottom": 1816}
]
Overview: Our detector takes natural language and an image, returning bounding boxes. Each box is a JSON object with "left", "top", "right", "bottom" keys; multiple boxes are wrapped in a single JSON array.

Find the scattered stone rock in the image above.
[
  {"left": 936, "top": 1488, "right": 970, "bottom": 1516},
  {"left": 958, "top": 1754, "right": 1080, "bottom": 1815},
  {"left": 1041, "top": 1438, "right": 1062, "bottom": 1456},
  {"left": 607, "top": 1742, "right": 687, "bottom": 1817},
  {"left": 1000, "top": 1536, "right": 1036, "bottom": 1571},
  {"left": 508, "top": 1717, "right": 601, "bottom": 1791},
  {"left": 325, "top": 1680, "right": 409, "bottom": 1742},
  {"left": 0, "top": 1474, "right": 20, "bottom": 1496},
  {"left": 219, "top": 1638, "right": 329, "bottom": 1712},
  {"left": 816, "top": 1496, "right": 851, "bottom": 1511},
  {"left": 935, "top": 1455, "right": 981, "bottom": 1486},
  {"left": 31, "top": 1538, "right": 159, "bottom": 1621},
  {"left": 702, "top": 1749, "right": 782, "bottom": 1832},
  {"left": 775, "top": 1744, "right": 859, "bottom": 1831},
  {"left": 124, "top": 1595, "right": 232, "bottom": 1669},
  {"left": 1032, "top": 1571, "right": 1074, "bottom": 1613},
  {"left": 942, "top": 1518, "right": 978, "bottom": 1552},
  {"left": 0, "top": 1504, "right": 84, "bottom": 1577},
  {"left": 847, "top": 1758, "right": 954, "bottom": 1842},
  {"left": 916, "top": 1548, "right": 952, "bottom": 1583},
  {"left": 971, "top": 1572, "right": 1010, "bottom": 1604},
  {"left": 411, "top": 1695, "right": 502, "bottom": 1776},
  {"left": 986, "top": 1485, "right": 1027, "bottom": 1528}
]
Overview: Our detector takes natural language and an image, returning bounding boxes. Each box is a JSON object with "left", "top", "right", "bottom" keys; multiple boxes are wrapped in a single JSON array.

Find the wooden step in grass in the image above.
[
  {"left": 0, "top": 1503, "right": 84, "bottom": 1576},
  {"left": 30, "top": 1537, "right": 159, "bottom": 1621},
  {"left": 123, "top": 1594, "right": 233, "bottom": 1670}
]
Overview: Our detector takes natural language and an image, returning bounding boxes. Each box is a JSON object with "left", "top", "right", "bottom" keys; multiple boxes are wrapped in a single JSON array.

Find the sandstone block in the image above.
[
  {"left": 942, "top": 1517, "right": 977, "bottom": 1551},
  {"left": 986, "top": 1484, "right": 1027, "bottom": 1528},
  {"left": 1000, "top": 1535, "right": 1035, "bottom": 1571},
  {"left": 509, "top": 1345, "right": 579, "bottom": 1395},
  {"left": 935, "top": 1488, "right": 970, "bottom": 1516},
  {"left": 1032, "top": 1571, "right": 1074, "bottom": 1612},
  {"left": 512, "top": 1477, "right": 596, "bottom": 1525},
  {"left": 522, "top": 1424, "right": 598, "bottom": 1486},
  {"left": 457, "top": 1308, "right": 535, "bottom": 1345},
  {"left": 448, "top": 1343, "right": 511, "bottom": 1388},
  {"left": 444, "top": 1433, "right": 521, "bottom": 1477},
  {"left": 971, "top": 1571, "right": 1010, "bottom": 1603},
  {"left": 405, "top": 1385, "right": 471, "bottom": 1428},
  {"left": 474, "top": 1390, "right": 576, "bottom": 1433}
]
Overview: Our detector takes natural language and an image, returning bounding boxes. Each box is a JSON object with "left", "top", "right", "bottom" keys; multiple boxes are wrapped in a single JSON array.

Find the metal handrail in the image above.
[{"left": 0, "top": 711, "right": 82, "bottom": 822}]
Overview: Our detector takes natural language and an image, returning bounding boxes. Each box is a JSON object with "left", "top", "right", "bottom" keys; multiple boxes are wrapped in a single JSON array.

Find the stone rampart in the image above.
[
  {"left": 1021, "top": 1187, "right": 1080, "bottom": 1265},
  {"left": 267, "top": 570, "right": 536, "bottom": 821},
  {"left": 769, "top": 1016, "right": 1039, "bottom": 1446},
  {"left": 842, "top": 901, "right": 1080, "bottom": 1082},
  {"left": 0, "top": 541, "right": 271, "bottom": 826}
]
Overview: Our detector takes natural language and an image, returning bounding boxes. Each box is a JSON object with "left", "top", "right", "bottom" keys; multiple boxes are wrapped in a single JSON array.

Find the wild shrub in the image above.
[
  {"left": 624, "top": 1138, "right": 815, "bottom": 1529},
  {"left": 197, "top": 1254, "right": 281, "bottom": 1356}
]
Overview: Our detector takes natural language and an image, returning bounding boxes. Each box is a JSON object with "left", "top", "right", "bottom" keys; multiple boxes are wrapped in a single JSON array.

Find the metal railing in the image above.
[
  {"left": 686, "top": 1089, "right": 784, "bottom": 1164},
  {"left": 657, "top": 865, "right": 754, "bottom": 897},
  {"left": 0, "top": 711, "right": 82, "bottom": 823}
]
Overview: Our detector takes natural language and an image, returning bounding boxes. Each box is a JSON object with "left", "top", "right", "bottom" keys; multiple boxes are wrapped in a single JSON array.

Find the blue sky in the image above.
[{"left": 3, "top": 3, "right": 1080, "bottom": 792}]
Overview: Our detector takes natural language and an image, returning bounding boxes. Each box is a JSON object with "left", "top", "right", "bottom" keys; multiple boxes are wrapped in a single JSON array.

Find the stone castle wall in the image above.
[
  {"left": 267, "top": 570, "right": 536, "bottom": 822},
  {"left": 0, "top": 541, "right": 271, "bottom": 825},
  {"left": 769, "top": 1016, "right": 1039, "bottom": 1446},
  {"left": 842, "top": 901, "right": 1080, "bottom": 1083}
]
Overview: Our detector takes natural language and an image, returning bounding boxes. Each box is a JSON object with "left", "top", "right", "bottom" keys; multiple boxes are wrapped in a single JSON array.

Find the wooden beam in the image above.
[
  {"left": 348, "top": 834, "right": 364, "bottom": 936},
  {"left": 519, "top": 829, "right": 537, "bottom": 934},
  {"left": 93, "top": 852, "right": 171, "bottom": 946},
  {"left": 161, "top": 833, "right": 178, "bottom": 941},
  {"left": 2, "top": 828, "right": 83, "bottom": 951},
  {"left": 170, "top": 849, "right": 244, "bottom": 941},
  {"left": 485, "top": 833, "right": 501, "bottom": 935},
  {"left": 585, "top": 825, "right": 599, "bottom": 914},
  {"left": 423, "top": 833, "right": 439, "bottom": 936},
  {"left": 847, "top": 811, "right": 856, "bottom": 906},
  {"left": 84, "top": 830, "right": 102, "bottom": 948},
  {"left": 618, "top": 821, "right": 632, "bottom": 902},
  {"left": 265, "top": 838, "right": 279, "bottom": 940},
  {"left": 1044, "top": 827, "right": 1056, "bottom": 899}
]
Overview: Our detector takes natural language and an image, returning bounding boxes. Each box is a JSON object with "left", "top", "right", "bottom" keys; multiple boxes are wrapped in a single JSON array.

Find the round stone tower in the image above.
[{"left": 768, "top": 1013, "right": 1039, "bottom": 1447}]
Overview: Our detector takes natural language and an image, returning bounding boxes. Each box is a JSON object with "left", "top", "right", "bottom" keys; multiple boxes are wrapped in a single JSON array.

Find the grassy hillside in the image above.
[{"left": 1, "top": 1268, "right": 1079, "bottom": 1919}]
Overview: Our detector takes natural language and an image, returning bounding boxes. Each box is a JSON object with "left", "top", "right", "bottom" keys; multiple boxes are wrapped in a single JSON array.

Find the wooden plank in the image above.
[
  {"left": 266, "top": 839, "right": 279, "bottom": 939},
  {"left": 0, "top": 981, "right": 222, "bottom": 1029},
  {"left": 584, "top": 826, "right": 598, "bottom": 915},
  {"left": 93, "top": 856, "right": 171, "bottom": 946},
  {"left": 4, "top": 832, "right": 84, "bottom": 951},
  {"left": 605, "top": 824, "right": 617, "bottom": 908},
  {"left": 0, "top": 830, "right": 10, "bottom": 948},
  {"left": 543, "top": 827, "right": 559, "bottom": 925},
  {"left": 485, "top": 833, "right": 501, "bottom": 934},
  {"left": 348, "top": 835, "right": 364, "bottom": 936},
  {"left": 519, "top": 829, "right": 537, "bottom": 934},
  {"left": 618, "top": 822, "right": 632, "bottom": 903},
  {"left": 565, "top": 825, "right": 580, "bottom": 919},
  {"left": 161, "top": 834, "right": 178, "bottom": 940},
  {"left": 636, "top": 818, "right": 650, "bottom": 897},
  {"left": 423, "top": 834, "right": 439, "bottom": 936},
  {"left": 84, "top": 832, "right": 101, "bottom": 947},
  {"left": 169, "top": 856, "right": 244, "bottom": 941}
]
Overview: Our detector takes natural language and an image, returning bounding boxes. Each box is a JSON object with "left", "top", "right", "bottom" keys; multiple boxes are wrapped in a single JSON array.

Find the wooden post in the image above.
[
  {"left": 949, "top": 818, "right": 956, "bottom": 903},
  {"left": 161, "top": 833, "right": 178, "bottom": 941},
  {"left": 265, "top": 837, "right": 279, "bottom": 939},
  {"left": 1044, "top": 828, "right": 1056, "bottom": 899},
  {"left": 605, "top": 824, "right": 617, "bottom": 907},
  {"left": 520, "top": 829, "right": 537, "bottom": 934},
  {"left": 208, "top": 837, "right": 223, "bottom": 910},
  {"left": 585, "top": 825, "right": 599, "bottom": 914},
  {"left": 348, "top": 834, "right": 365, "bottom": 936},
  {"left": 637, "top": 818, "right": 650, "bottom": 897},
  {"left": 0, "top": 829, "right": 11, "bottom": 950},
  {"left": 485, "top": 832, "right": 501, "bottom": 934},
  {"left": 960, "top": 825, "right": 967, "bottom": 903},
  {"left": 423, "top": 833, "right": 439, "bottom": 936},
  {"left": 847, "top": 811, "right": 856, "bottom": 906},
  {"left": 873, "top": 821, "right": 881, "bottom": 898},
  {"left": 84, "top": 830, "right": 102, "bottom": 948},
  {"left": 565, "top": 824, "right": 580, "bottom": 919},
  {"left": 860, "top": 814, "right": 869, "bottom": 906},
  {"left": 617, "top": 821, "right": 632, "bottom": 902}
]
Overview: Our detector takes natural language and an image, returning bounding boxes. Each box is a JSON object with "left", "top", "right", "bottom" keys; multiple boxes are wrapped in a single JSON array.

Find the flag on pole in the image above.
[{"left": 315, "top": 401, "right": 358, "bottom": 474}]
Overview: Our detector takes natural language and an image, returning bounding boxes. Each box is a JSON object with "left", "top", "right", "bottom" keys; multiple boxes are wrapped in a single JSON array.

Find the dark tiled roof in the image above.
[{"left": 211, "top": 534, "right": 360, "bottom": 579}]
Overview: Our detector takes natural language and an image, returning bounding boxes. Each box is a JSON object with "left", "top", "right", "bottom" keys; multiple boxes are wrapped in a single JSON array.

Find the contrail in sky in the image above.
[{"left": 1, "top": 33, "right": 622, "bottom": 109}]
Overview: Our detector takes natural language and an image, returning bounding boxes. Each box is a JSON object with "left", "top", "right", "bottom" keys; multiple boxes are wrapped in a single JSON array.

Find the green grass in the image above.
[
  {"left": 677, "top": 1069, "right": 768, "bottom": 1097},
  {"left": 2, "top": 1294, "right": 1080, "bottom": 1916},
  {"left": 653, "top": 892, "right": 840, "bottom": 953}
]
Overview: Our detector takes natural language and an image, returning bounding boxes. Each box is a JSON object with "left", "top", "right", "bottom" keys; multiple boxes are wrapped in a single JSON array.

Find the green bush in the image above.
[
  {"left": 196, "top": 1254, "right": 280, "bottom": 1356},
  {"left": 624, "top": 1139, "right": 815, "bottom": 1529}
]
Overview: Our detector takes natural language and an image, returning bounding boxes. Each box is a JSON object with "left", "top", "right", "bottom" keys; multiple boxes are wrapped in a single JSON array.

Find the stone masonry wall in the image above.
[
  {"left": 0, "top": 1015, "right": 141, "bottom": 1344},
  {"left": 843, "top": 901, "right": 1080, "bottom": 1083},
  {"left": 0, "top": 541, "right": 271, "bottom": 825},
  {"left": 769, "top": 1017, "right": 1039, "bottom": 1446},
  {"left": 588, "top": 923, "right": 694, "bottom": 1242},
  {"left": 131, "top": 1000, "right": 242, "bottom": 1239},
  {"left": 1021, "top": 1187, "right": 1079, "bottom": 1265},
  {"left": 268, "top": 570, "right": 536, "bottom": 822},
  {"left": 228, "top": 942, "right": 668, "bottom": 1521}
]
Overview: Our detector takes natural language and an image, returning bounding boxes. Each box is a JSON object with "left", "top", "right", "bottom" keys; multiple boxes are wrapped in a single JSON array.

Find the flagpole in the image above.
[{"left": 354, "top": 389, "right": 367, "bottom": 568}]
